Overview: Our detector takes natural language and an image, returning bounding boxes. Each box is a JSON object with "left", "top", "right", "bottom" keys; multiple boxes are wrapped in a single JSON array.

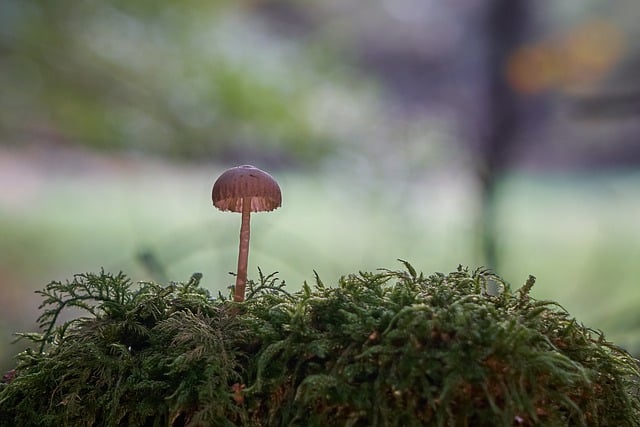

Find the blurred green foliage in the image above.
[{"left": 0, "top": 0, "right": 362, "bottom": 163}]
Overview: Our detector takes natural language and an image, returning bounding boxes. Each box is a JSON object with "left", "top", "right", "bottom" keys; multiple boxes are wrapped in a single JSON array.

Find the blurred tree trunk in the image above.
[{"left": 479, "top": 0, "right": 528, "bottom": 271}]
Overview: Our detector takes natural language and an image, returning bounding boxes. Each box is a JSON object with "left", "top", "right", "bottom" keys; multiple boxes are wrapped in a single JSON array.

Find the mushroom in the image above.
[{"left": 212, "top": 165, "right": 282, "bottom": 302}]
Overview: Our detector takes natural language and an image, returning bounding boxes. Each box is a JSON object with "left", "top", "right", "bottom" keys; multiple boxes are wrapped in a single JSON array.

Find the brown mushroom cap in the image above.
[{"left": 212, "top": 165, "right": 282, "bottom": 212}]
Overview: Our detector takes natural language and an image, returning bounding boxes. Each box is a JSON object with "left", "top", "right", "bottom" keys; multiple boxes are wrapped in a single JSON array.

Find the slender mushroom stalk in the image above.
[
  {"left": 212, "top": 165, "right": 282, "bottom": 302},
  {"left": 235, "top": 196, "right": 251, "bottom": 302}
]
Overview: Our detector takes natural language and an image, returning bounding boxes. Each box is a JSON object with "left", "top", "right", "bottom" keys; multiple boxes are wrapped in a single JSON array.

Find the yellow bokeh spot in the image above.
[
  {"left": 506, "top": 19, "right": 625, "bottom": 94},
  {"left": 560, "top": 20, "right": 624, "bottom": 89}
]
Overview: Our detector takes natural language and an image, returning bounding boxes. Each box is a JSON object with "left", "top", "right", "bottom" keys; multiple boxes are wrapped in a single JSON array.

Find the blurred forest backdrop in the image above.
[{"left": 1, "top": 0, "right": 640, "bottom": 371}]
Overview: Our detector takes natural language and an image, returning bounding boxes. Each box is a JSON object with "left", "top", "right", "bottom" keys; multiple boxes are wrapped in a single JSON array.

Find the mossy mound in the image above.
[{"left": 1, "top": 263, "right": 639, "bottom": 426}]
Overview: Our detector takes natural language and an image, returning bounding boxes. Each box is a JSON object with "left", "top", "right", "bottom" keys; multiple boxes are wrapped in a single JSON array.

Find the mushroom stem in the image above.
[{"left": 235, "top": 196, "right": 251, "bottom": 302}]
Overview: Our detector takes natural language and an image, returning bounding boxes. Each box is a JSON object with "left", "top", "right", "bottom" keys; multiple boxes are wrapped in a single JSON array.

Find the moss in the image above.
[{"left": 1, "top": 263, "right": 639, "bottom": 426}]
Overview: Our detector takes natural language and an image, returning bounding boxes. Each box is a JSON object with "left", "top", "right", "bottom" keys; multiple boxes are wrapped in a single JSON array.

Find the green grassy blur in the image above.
[{"left": 1, "top": 162, "right": 639, "bottom": 373}]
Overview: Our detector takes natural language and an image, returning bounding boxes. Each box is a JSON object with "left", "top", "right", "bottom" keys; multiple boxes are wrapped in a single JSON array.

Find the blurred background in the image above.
[{"left": 1, "top": 0, "right": 640, "bottom": 371}]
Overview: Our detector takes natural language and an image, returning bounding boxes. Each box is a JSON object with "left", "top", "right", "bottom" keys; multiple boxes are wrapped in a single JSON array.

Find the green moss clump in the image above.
[{"left": 1, "top": 263, "right": 639, "bottom": 426}]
